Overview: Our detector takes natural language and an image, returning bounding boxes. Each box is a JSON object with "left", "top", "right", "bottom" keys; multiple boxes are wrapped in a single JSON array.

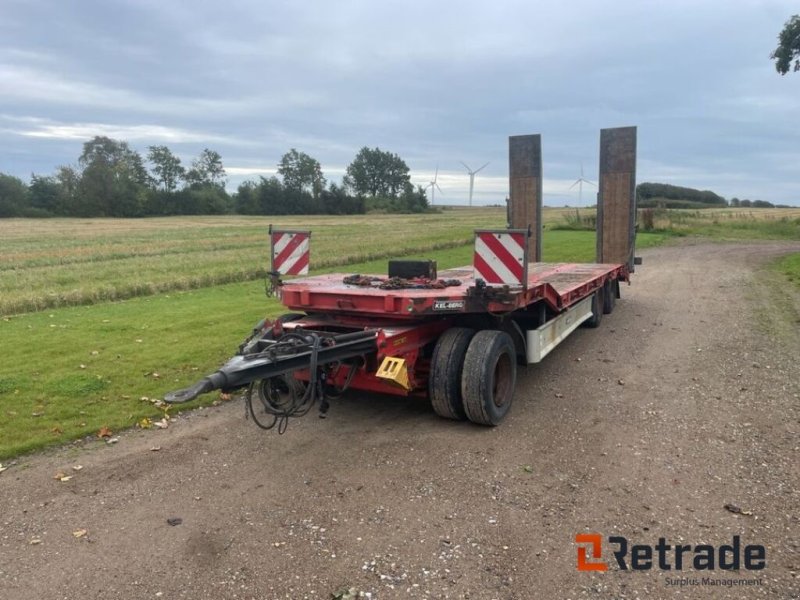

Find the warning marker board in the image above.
[
  {"left": 270, "top": 228, "right": 311, "bottom": 276},
  {"left": 473, "top": 229, "right": 529, "bottom": 287}
]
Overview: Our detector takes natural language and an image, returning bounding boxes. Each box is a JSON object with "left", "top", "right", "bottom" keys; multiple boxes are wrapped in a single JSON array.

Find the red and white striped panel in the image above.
[
  {"left": 271, "top": 230, "right": 310, "bottom": 276},
  {"left": 473, "top": 230, "right": 527, "bottom": 286}
]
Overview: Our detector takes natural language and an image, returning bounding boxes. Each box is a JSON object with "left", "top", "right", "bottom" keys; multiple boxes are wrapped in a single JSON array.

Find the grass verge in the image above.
[{"left": 773, "top": 253, "right": 800, "bottom": 288}]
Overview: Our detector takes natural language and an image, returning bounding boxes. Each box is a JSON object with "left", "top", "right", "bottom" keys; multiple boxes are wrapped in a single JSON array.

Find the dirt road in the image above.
[{"left": 1, "top": 241, "right": 799, "bottom": 600}]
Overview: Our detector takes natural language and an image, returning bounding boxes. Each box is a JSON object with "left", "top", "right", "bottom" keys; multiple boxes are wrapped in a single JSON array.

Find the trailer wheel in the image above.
[
  {"left": 602, "top": 279, "right": 616, "bottom": 314},
  {"left": 461, "top": 330, "right": 517, "bottom": 426},
  {"left": 429, "top": 327, "right": 476, "bottom": 420},
  {"left": 584, "top": 288, "right": 604, "bottom": 328}
]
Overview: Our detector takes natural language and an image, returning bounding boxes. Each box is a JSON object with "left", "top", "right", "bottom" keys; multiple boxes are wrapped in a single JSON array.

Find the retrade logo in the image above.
[
  {"left": 575, "top": 534, "right": 608, "bottom": 571},
  {"left": 575, "top": 534, "right": 766, "bottom": 572}
]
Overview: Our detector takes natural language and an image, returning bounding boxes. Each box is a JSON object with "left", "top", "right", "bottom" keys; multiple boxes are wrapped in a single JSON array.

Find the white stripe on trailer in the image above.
[
  {"left": 272, "top": 232, "right": 292, "bottom": 256},
  {"left": 474, "top": 235, "right": 522, "bottom": 285},
  {"left": 279, "top": 237, "right": 310, "bottom": 275}
]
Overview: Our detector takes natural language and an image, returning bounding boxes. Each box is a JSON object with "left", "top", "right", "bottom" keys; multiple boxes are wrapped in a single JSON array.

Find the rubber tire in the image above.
[
  {"left": 429, "top": 327, "right": 476, "bottom": 420},
  {"left": 461, "top": 330, "right": 517, "bottom": 426},
  {"left": 584, "top": 288, "right": 604, "bottom": 328},
  {"left": 602, "top": 279, "right": 616, "bottom": 314}
]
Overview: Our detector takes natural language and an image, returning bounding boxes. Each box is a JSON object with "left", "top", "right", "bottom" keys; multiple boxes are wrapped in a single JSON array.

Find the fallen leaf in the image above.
[
  {"left": 167, "top": 517, "right": 182, "bottom": 526},
  {"left": 219, "top": 392, "right": 232, "bottom": 402},
  {"left": 153, "top": 418, "right": 169, "bottom": 429},
  {"left": 54, "top": 473, "right": 72, "bottom": 482},
  {"left": 97, "top": 426, "right": 112, "bottom": 438},
  {"left": 0, "top": 463, "right": 7, "bottom": 473},
  {"left": 138, "top": 417, "right": 153, "bottom": 429},
  {"left": 150, "top": 446, "right": 161, "bottom": 452},
  {"left": 30, "top": 538, "right": 42, "bottom": 545},
  {"left": 523, "top": 465, "right": 533, "bottom": 473},
  {"left": 51, "top": 427, "right": 63, "bottom": 435},
  {"left": 72, "top": 465, "right": 83, "bottom": 471},
  {"left": 31, "top": 412, "right": 44, "bottom": 417},
  {"left": 79, "top": 364, "right": 86, "bottom": 369},
  {"left": 151, "top": 372, "right": 160, "bottom": 379},
  {"left": 106, "top": 436, "right": 120, "bottom": 444},
  {"left": 617, "top": 379, "right": 625, "bottom": 386},
  {"left": 72, "top": 529, "right": 88, "bottom": 538}
]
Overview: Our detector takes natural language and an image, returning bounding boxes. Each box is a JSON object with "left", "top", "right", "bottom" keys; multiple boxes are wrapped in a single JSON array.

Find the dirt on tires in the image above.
[{"left": 1, "top": 240, "right": 799, "bottom": 600}]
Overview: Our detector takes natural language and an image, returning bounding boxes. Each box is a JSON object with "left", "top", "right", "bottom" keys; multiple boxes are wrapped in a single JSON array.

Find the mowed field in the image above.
[
  {"left": 0, "top": 210, "right": 504, "bottom": 315},
  {"left": 0, "top": 206, "right": 795, "bottom": 459}
]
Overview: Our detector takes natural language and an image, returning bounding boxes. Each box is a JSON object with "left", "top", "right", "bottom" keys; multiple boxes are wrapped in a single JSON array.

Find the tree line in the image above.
[
  {"left": 636, "top": 182, "right": 786, "bottom": 209},
  {"left": 0, "top": 137, "right": 429, "bottom": 218}
]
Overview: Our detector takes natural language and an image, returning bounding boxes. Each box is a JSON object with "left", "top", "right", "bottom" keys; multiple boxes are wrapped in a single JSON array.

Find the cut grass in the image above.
[
  {"left": 0, "top": 229, "right": 664, "bottom": 459},
  {"left": 0, "top": 210, "right": 507, "bottom": 315}
]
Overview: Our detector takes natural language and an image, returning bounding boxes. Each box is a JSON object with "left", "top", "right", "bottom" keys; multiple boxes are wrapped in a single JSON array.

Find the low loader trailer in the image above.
[{"left": 165, "top": 127, "right": 639, "bottom": 432}]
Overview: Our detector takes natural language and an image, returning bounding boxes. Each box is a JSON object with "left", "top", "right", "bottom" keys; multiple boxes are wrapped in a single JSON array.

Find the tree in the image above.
[
  {"left": 0, "top": 173, "right": 30, "bottom": 217},
  {"left": 278, "top": 149, "right": 326, "bottom": 198},
  {"left": 29, "top": 174, "right": 61, "bottom": 214},
  {"left": 344, "top": 147, "right": 411, "bottom": 199},
  {"left": 185, "top": 149, "right": 226, "bottom": 188},
  {"left": 147, "top": 145, "right": 185, "bottom": 192},
  {"left": 771, "top": 15, "right": 800, "bottom": 74},
  {"left": 54, "top": 166, "right": 80, "bottom": 215},
  {"left": 78, "top": 136, "right": 150, "bottom": 216}
]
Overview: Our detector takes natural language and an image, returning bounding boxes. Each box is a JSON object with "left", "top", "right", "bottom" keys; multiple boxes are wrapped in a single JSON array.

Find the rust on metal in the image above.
[
  {"left": 508, "top": 134, "right": 542, "bottom": 262},
  {"left": 597, "top": 126, "right": 637, "bottom": 269}
]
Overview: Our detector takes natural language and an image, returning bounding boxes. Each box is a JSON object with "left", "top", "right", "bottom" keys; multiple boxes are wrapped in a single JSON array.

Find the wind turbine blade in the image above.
[
  {"left": 434, "top": 165, "right": 439, "bottom": 182},
  {"left": 475, "top": 161, "right": 489, "bottom": 174},
  {"left": 584, "top": 179, "right": 597, "bottom": 187},
  {"left": 569, "top": 180, "right": 580, "bottom": 190},
  {"left": 435, "top": 182, "right": 443, "bottom": 194},
  {"left": 459, "top": 160, "right": 471, "bottom": 172}
]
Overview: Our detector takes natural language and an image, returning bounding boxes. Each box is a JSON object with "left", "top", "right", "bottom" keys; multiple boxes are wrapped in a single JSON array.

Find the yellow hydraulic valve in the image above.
[{"left": 375, "top": 357, "right": 410, "bottom": 391}]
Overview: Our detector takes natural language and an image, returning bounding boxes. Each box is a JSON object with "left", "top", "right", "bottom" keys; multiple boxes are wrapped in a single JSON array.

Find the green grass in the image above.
[{"left": 774, "top": 253, "right": 800, "bottom": 288}]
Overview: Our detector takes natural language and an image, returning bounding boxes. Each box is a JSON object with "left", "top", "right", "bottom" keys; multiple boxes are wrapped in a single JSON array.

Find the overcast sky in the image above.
[{"left": 1, "top": 0, "right": 798, "bottom": 206}]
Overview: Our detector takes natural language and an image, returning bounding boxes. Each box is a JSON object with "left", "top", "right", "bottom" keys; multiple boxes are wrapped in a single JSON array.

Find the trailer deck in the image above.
[{"left": 280, "top": 262, "right": 627, "bottom": 318}]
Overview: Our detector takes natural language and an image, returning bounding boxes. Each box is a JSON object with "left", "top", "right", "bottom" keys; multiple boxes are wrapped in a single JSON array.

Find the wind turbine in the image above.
[
  {"left": 460, "top": 161, "right": 489, "bottom": 207},
  {"left": 425, "top": 165, "right": 443, "bottom": 205},
  {"left": 569, "top": 163, "right": 596, "bottom": 206}
]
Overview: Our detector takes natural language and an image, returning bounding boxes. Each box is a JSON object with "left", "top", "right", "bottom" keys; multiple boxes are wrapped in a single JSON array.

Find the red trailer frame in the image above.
[{"left": 165, "top": 128, "right": 639, "bottom": 432}]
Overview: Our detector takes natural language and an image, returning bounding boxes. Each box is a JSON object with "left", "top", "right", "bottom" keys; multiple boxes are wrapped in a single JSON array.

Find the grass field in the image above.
[
  {"left": 0, "top": 206, "right": 795, "bottom": 459},
  {"left": 642, "top": 207, "right": 800, "bottom": 240},
  {"left": 0, "top": 211, "right": 507, "bottom": 315}
]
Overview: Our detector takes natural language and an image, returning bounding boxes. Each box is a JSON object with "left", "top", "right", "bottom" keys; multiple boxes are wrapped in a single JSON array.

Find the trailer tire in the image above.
[
  {"left": 602, "top": 279, "right": 616, "bottom": 314},
  {"left": 584, "top": 288, "right": 604, "bottom": 328},
  {"left": 429, "top": 327, "right": 476, "bottom": 420},
  {"left": 461, "top": 330, "right": 517, "bottom": 426}
]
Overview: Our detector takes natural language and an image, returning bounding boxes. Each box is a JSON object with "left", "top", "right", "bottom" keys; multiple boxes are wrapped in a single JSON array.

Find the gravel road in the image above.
[{"left": 1, "top": 240, "right": 799, "bottom": 600}]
